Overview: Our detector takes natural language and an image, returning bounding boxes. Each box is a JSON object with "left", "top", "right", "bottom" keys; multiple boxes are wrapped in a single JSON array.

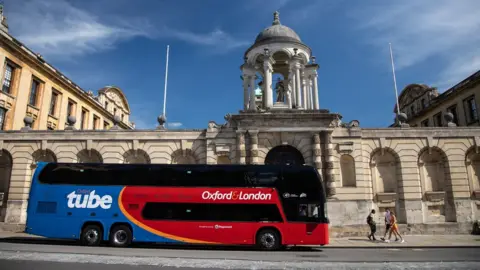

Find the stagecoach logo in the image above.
[
  {"left": 215, "top": 225, "right": 232, "bottom": 229},
  {"left": 201, "top": 191, "right": 272, "bottom": 201},
  {"left": 67, "top": 190, "right": 113, "bottom": 209}
]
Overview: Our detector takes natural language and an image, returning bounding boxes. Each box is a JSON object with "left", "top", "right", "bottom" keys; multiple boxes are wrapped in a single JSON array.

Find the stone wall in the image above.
[{"left": 0, "top": 125, "right": 479, "bottom": 236}]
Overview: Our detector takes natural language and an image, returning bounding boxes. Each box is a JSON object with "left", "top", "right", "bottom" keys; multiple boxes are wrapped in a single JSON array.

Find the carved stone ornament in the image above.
[
  {"left": 329, "top": 115, "right": 342, "bottom": 127},
  {"left": 313, "top": 133, "right": 320, "bottom": 144},
  {"left": 107, "top": 91, "right": 123, "bottom": 106},
  {"left": 207, "top": 121, "right": 220, "bottom": 132}
]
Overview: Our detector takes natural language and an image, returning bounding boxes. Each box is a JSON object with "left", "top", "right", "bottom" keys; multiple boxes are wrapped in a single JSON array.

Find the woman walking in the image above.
[{"left": 385, "top": 211, "right": 405, "bottom": 243}]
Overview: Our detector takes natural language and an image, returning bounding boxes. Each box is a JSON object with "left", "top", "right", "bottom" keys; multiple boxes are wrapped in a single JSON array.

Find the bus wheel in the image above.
[
  {"left": 81, "top": 225, "right": 103, "bottom": 246},
  {"left": 256, "top": 229, "right": 281, "bottom": 251},
  {"left": 109, "top": 225, "right": 132, "bottom": 247}
]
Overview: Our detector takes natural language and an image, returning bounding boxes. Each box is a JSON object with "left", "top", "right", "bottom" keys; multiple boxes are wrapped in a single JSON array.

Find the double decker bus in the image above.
[{"left": 25, "top": 162, "right": 329, "bottom": 250}]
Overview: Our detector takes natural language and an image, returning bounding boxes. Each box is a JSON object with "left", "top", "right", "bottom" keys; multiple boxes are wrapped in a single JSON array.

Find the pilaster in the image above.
[
  {"left": 236, "top": 130, "right": 246, "bottom": 164},
  {"left": 248, "top": 130, "right": 259, "bottom": 164},
  {"left": 323, "top": 130, "right": 336, "bottom": 198},
  {"left": 312, "top": 132, "right": 322, "bottom": 179}
]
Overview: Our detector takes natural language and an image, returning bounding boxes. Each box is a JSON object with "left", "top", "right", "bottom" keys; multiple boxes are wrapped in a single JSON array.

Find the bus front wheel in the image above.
[
  {"left": 256, "top": 229, "right": 281, "bottom": 251},
  {"left": 81, "top": 225, "right": 103, "bottom": 246},
  {"left": 109, "top": 225, "right": 132, "bottom": 247}
]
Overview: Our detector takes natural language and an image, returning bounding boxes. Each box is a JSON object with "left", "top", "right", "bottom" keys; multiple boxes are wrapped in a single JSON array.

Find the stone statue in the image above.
[
  {"left": 286, "top": 84, "right": 292, "bottom": 109},
  {"left": 275, "top": 78, "right": 285, "bottom": 102}
]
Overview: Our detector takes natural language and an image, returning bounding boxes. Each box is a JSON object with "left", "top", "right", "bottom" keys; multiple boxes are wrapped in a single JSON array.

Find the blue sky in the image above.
[{"left": 4, "top": 0, "right": 480, "bottom": 129}]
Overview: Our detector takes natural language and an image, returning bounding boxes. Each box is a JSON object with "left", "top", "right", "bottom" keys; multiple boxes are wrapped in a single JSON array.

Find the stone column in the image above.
[
  {"left": 312, "top": 133, "right": 322, "bottom": 181},
  {"left": 243, "top": 75, "right": 249, "bottom": 111},
  {"left": 249, "top": 130, "right": 259, "bottom": 164},
  {"left": 323, "top": 131, "right": 336, "bottom": 198},
  {"left": 249, "top": 75, "right": 257, "bottom": 111},
  {"left": 289, "top": 67, "right": 296, "bottom": 107},
  {"left": 312, "top": 72, "right": 319, "bottom": 110},
  {"left": 295, "top": 65, "right": 302, "bottom": 108},
  {"left": 263, "top": 60, "right": 274, "bottom": 109},
  {"left": 236, "top": 131, "right": 246, "bottom": 164},
  {"left": 302, "top": 71, "right": 308, "bottom": 109},
  {"left": 306, "top": 77, "right": 312, "bottom": 109}
]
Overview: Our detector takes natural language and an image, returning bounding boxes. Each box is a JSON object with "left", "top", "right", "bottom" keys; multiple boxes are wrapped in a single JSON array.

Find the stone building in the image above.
[
  {"left": 0, "top": 11, "right": 480, "bottom": 236},
  {"left": 391, "top": 70, "right": 479, "bottom": 127},
  {"left": 0, "top": 7, "right": 134, "bottom": 131}
]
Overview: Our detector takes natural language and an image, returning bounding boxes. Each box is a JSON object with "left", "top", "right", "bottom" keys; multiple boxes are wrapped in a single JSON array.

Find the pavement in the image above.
[{"left": 1, "top": 232, "right": 479, "bottom": 248}]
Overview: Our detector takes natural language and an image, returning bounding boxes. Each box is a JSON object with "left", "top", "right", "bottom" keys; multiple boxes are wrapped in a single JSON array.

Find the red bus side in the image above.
[{"left": 119, "top": 186, "right": 329, "bottom": 246}]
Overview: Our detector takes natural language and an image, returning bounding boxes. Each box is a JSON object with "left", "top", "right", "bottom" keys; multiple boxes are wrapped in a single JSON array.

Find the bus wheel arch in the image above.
[
  {"left": 80, "top": 222, "right": 104, "bottom": 246},
  {"left": 255, "top": 227, "right": 282, "bottom": 251},
  {"left": 109, "top": 223, "right": 133, "bottom": 247}
]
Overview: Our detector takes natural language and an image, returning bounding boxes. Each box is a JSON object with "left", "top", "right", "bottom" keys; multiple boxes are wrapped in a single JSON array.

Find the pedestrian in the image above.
[
  {"left": 385, "top": 211, "right": 405, "bottom": 243},
  {"left": 366, "top": 209, "right": 377, "bottom": 241},
  {"left": 380, "top": 208, "right": 398, "bottom": 242}
]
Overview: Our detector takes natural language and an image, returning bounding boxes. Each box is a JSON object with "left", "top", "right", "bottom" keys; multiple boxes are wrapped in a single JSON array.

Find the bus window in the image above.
[{"left": 142, "top": 202, "right": 283, "bottom": 222}]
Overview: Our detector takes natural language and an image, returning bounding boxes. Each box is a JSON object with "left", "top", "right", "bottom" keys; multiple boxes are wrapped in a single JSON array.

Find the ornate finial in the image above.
[
  {"left": 272, "top": 11, "right": 280, "bottom": 25},
  {"left": 311, "top": 56, "right": 316, "bottom": 64},
  {"left": 157, "top": 114, "right": 167, "bottom": 130}
]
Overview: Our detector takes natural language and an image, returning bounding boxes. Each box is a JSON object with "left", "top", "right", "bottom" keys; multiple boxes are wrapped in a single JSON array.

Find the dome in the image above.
[{"left": 254, "top": 11, "right": 302, "bottom": 44}]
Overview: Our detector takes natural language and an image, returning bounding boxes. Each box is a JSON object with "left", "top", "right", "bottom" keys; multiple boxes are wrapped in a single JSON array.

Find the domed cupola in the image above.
[
  {"left": 240, "top": 11, "right": 319, "bottom": 113},
  {"left": 254, "top": 11, "right": 302, "bottom": 45}
]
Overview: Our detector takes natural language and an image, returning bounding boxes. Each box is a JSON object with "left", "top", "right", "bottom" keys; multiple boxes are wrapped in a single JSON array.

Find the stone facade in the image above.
[
  {"left": 0, "top": 8, "right": 134, "bottom": 131},
  {"left": 1, "top": 117, "right": 480, "bottom": 235},
  {"left": 0, "top": 11, "right": 479, "bottom": 236}
]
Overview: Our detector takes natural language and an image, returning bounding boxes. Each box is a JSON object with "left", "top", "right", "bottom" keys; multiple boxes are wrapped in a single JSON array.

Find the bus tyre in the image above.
[
  {"left": 81, "top": 225, "right": 103, "bottom": 246},
  {"left": 109, "top": 225, "right": 132, "bottom": 247},
  {"left": 256, "top": 229, "right": 281, "bottom": 251}
]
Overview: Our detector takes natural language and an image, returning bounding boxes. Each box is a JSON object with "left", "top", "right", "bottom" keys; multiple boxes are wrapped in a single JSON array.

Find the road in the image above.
[{"left": 0, "top": 238, "right": 479, "bottom": 269}]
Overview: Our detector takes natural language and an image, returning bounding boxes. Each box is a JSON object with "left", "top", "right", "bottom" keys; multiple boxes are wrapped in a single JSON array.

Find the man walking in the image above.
[{"left": 366, "top": 209, "right": 377, "bottom": 241}]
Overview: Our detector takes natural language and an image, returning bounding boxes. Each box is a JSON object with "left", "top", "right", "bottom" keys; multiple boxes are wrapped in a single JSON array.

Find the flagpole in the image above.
[
  {"left": 389, "top": 43, "right": 401, "bottom": 116},
  {"left": 162, "top": 45, "right": 170, "bottom": 118}
]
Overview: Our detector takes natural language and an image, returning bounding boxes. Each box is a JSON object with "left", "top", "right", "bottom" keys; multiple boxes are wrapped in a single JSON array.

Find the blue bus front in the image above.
[{"left": 25, "top": 162, "right": 126, "bottom": 241}]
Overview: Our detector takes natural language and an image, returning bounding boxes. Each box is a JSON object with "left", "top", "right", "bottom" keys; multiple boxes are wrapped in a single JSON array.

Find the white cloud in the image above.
[
  {"left": 7, "top": 0, "right": 152, "bottom": 60},
  {"left": 167, "top": 122, "right": 183, "bottom": 128},
  {"left": 161, "top": 27, "right": 250, "bottom": 53},
  {"left": 348, "top": 0, "right": 480, "bottom": 90},
  {"left": 6, "top": 0, "right": 247, "bottom": 58}
]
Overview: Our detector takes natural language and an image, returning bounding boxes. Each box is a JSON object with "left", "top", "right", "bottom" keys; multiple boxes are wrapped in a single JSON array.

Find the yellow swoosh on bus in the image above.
[{"left": 118, "top": 187, "right": 219, "bottom": 244}]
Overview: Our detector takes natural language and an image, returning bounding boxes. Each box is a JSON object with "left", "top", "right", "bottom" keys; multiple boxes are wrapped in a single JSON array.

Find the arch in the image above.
[
  {"left": 77, "top": 149, "right": 103, "bottom": 163},
  {"left": 171, "top": 149, "right": 197, "bottom": 164},
  {"left": 248, "top": 47, "right": 310, "bottom": 66},
  {"left": 264, "top": 145, "right": 305, "bottom": 166},
  {"left": 340, "top": 154, "right": 356, "bottom": 187},
  {"left": 465, "top": 146, "right": 480, "bottom": 196},
  {"left": 369, "top": 147, "right": 407, "bottom": 223},
  {"left": 417, "top": 146, "right": 456, "bottom": 222},
  {"left": 418, "top": 147, "right": 448, "bottom": 192},
  {"left": 370, "top": 148, "right": 399, "bottom": 194},
  {"left": 0, "top": 149, "right": 13, "bottom": 222},
  {"left": 98, "top": 86, "right": 131, "bottom": 113},
  {"left": 32, "top": 149, "right": 57, "bottom": 163},
  {"left": 123, "top": 149, "right": 151, "bottom": 164}
]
